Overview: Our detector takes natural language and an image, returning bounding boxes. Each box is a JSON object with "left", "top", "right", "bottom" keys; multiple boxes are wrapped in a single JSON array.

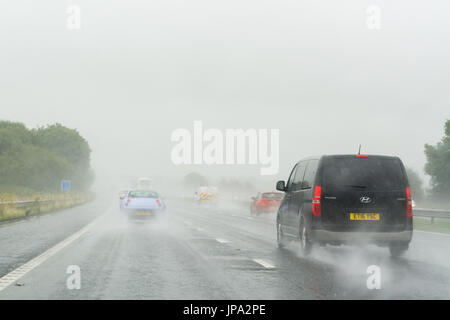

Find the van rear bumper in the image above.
[{"left": 310, "top": 229, "right": 412, "bottom": 245}]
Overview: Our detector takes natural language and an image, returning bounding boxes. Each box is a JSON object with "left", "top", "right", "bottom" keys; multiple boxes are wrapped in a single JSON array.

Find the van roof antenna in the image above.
[{"left": 358, "top": 144, "right": 361, "bottom": 155}]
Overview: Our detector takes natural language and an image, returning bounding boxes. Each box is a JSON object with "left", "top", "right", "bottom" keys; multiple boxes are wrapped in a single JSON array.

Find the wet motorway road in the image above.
[{"left": 1, "top": 197, "right": 450, "bottom": 299}]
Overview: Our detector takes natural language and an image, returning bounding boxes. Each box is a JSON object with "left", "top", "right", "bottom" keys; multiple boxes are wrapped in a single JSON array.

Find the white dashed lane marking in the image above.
[
  {"left": 216, "top": 238, "right": 229, "bottom": 244},
  {"left": 253, "top": 259, "right": 275, "bottom": 269}
]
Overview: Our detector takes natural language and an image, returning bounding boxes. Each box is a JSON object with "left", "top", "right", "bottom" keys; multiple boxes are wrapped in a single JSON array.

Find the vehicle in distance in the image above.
[
  {"left": 195, "top": 186, "right": 219, "bottom": 204},
  {"left": 250, "top": 192, "right": 284, "bottom": 215},
  {"left": 135, "top": 177, "right": 152, "bottom": 190},
  {"left": 119, "top": 190, "right": 128, "bottom": 200},
  {"left": 276, "top": 154, "right": 413, "bottom": 257},
  {"left": 121, "top": 190, "right": 166, "bottom": 218}
]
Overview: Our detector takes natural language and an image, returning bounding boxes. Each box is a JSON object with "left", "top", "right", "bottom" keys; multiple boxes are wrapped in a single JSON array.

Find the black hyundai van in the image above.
[{"left": 276, "top": 154, "right": 413, "bottom": 257}]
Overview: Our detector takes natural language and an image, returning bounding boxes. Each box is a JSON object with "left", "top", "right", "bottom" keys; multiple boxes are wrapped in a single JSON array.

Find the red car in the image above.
[{"left": 250, "top": 192, "right": 284, "bottom": 215}]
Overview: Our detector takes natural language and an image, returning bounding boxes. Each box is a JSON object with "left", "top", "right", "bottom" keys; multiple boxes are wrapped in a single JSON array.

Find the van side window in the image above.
[
  {"left": 302, "top": 160, "right": 319, "bottom": 189},
  {"left": 291, "top": 162, "right": 307, "bottom": 191},
  {"left": 286, "top": 165, "right": 298, "bottom": 191}
]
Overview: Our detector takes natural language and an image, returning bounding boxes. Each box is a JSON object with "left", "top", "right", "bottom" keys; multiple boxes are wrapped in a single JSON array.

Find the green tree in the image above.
[
  {"left": 32, "top": 124, "right": 93, "bottom": 190},
  {"left": 424, "top": 120, "right": 450, "bottom": 198},
  {"left": 0, "top": 121, "right": 32, "bottom": 155},
  {"left": 0, "top": 121, "right": 93, "bottom": 193},
  {"left": 405, "top": 168, "right": 425, "bottom": 202},
  {"left": 183, "top": 172, "right": 208, "bottom": 189}
]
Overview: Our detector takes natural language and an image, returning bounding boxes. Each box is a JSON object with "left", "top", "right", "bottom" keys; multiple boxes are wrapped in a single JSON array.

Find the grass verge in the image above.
[
  {"left": 414, "top": 217, "right": 450, "bottom": 235},
  {"left": 0, "top": 192, "right": 95, "bottom": 223}
]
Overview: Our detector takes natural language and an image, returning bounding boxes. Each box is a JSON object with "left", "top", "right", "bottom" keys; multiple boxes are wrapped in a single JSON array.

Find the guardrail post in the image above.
[{"left": 431, "top": 217, "right": 435, "bottom": 224}]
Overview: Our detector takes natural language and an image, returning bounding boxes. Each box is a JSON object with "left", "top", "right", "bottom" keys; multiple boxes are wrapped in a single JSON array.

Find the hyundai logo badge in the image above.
[{"left": 360, "top": 196, "right": 372, "bottom": 204}]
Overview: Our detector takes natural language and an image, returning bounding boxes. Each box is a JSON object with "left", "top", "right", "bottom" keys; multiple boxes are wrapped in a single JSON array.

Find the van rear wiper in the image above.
[{"left": 345, "top": 184, "right": 367, "bottom": 189}]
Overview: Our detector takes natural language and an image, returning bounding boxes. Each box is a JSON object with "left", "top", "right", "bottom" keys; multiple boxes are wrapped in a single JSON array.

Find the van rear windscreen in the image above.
[{"left": 323, "top": 157, "right": 405, "bottom": 191}]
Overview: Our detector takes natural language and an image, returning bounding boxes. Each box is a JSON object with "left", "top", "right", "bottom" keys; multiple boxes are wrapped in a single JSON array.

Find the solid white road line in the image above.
[
  {"left": 216, "top": 238, "right": 229, "bottom": 244},
  {"left": 253, "top": 259, "right": 275, "bottom": 269},
  {"left": 0, "top": 215, "right": 102, "bottom": 292}
]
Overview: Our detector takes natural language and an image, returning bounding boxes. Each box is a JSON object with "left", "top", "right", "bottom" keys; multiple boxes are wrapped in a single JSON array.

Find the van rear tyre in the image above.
[
  {"left": 299, "top": 218, "right": 312, "bottom": 256},
  {"left": 389, "top": 243, "right": 409, "bottom": 257},
  {"left": 277, "top": 222, "right": 288, "bottom": 248}
]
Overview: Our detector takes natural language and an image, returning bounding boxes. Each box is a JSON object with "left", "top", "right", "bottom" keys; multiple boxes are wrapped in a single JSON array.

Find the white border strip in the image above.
[{"left": 0, "top": 216, "right": 101, "bottom": 292}]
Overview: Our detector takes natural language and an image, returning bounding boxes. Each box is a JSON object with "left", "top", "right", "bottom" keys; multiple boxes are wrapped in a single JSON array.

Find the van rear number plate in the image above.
[{"left": 349, "top": 213, "right": 380, "bottom": 221}]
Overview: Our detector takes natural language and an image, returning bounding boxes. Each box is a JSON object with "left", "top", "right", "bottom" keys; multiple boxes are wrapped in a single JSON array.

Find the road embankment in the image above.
[{"left": 0, "top": 192, "right": 95, "bottom": 223}]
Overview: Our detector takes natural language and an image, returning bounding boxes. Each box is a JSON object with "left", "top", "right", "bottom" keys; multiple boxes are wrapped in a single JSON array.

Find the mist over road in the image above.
[{"left": 1, "top": 196, "right": 450, "bottom": 299}]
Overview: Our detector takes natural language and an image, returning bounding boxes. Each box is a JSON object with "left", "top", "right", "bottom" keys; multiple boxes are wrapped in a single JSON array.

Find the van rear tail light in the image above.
[
  {"left": 156, "top": 199, "right": 161, "bottom": 206},
  {"left": 312, "top": 185, "right": 322, "bottom": 217},
  {"left": 406, "top": 187, "right": 413, "bottom": 218}
]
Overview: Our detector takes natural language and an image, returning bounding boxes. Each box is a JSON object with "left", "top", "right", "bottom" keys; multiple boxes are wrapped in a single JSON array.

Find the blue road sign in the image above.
[{"left": 61, "top": 180, "right": 71, "bottom": 192}]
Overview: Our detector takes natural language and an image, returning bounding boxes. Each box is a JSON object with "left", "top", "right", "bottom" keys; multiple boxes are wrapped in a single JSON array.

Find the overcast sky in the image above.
[{"left": 1, "top": 0, "right": 449, "bottom": 190}]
